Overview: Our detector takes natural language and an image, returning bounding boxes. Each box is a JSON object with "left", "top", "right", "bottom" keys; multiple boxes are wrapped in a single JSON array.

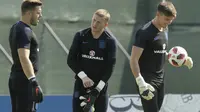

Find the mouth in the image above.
[{"left": 163, "top": 24, "right": 167, "bottom": 27}]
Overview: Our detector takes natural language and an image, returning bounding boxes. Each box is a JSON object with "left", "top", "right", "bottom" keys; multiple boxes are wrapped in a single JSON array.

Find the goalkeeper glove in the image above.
[
  {"left": 184, "top": 56, "right": 193, "bottom": 69},
  {"left": 79, "top": 89, "right": 99, "bottom": 112},
  {"left": 79, "top": 80, "right": 105, "bottom": 112},
  {"left": 29, "top": 77, "right": 43, "bottom": 103},
  {"left": 136, "top": 75, "right": 155, "bottom": 100}
]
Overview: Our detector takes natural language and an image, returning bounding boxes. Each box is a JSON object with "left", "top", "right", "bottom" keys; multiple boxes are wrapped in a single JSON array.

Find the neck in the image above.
[
  {"left": 20, "top": 16, "right": 31, "bottom": 26},
  {"left": 152, "top": 18, "right": 164, "bottom": 32},
  {"left": 91, "top": 29, "right": 104, "bottom": 39}
]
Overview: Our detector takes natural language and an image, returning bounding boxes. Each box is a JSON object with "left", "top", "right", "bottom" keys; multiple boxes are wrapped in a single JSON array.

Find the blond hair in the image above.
[
  {"left": 94, "top": 9, "right": 111, "bottom": 21},
  {"left": 22, "top": 0, "right": 42, "bottom": 3}
]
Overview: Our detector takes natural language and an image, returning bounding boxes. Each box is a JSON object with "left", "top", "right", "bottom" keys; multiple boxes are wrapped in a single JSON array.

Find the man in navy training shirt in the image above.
[
  {"left": 67, "top": 9, "right": 117, "bottom": 112},
  {"left": 8, "top": 0, "right": 43, "bottom": 112},
  {"left": 130, "top": 1, "right": 193, "bottom": 112}
]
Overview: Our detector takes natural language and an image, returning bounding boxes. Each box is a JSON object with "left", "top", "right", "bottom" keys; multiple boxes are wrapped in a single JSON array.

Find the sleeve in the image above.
[
  {"left": 17, "top": 27, "right": 32, "bottom": 49},
  {"left": 133, "top": 30, "right": 148, "bottom": 48},
  {"left": 101, "top": 38, "right": 117, "bottom": 83},
  {"left": 67, "top": 32, "right": 83, "bottom": 75}
]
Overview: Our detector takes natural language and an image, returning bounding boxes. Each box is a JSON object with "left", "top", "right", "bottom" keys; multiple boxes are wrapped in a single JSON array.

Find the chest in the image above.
[
  {"left": 30, "top": 32, "right": 39, "bottom": 52},
  {"left": 150, "top": 31, "right": 168, "bottom": 50},
  {"left": 80, "top": 38, "right": 107, "bottom": 58}
]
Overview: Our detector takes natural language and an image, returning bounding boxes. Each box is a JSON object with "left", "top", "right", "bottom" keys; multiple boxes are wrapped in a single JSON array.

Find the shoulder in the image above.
[
  {"left": 10, "top": 21, "right": 32, "bottom": 37},
  {"left": 136, "top": 21, "right": 156, "bottom": 39},
  {"left": 141, "top": 21, "right": 152, "bottom": 30},
  {"left": 103, "top": 28, "right": 117, "bottom": 46},
  {"left": 76, "top": 27, "right": 91, "bottom": 36},
  {"left": 16, "top": 21, "right": 32, "bottom": 34},
  {"left": 73, "top": 28, "right": 91, "bottom": 42},
  {"left": 104, "top": 28, "right": 116, "bottom": 41},
  {"left": 139, "top": 21, "right": 152, "bottom": 34}
]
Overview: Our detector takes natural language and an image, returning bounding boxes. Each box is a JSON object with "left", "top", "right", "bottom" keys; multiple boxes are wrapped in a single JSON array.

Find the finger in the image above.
[
  {"left": 87, "top": 81, "right": 93, "bottom": 87},
  {"left": 142, "top": 96, "right": 149, "bottom": 100},
  {"left": 188, "top": 63, "right": 193, "bottom": 69},
  {"left": 149, "top": 92, "right": 154, "bottom": 98},
  {"left": 147, "top": 84, "right": 155, "bottom": 92},
  {"left": 189, "top": 58, "right": 193, "bottom": 68},
  {"left": 90, "top": 80, "right": 94, "bottom": 85},
  {"left": 79, "top": 96, "right": 86, "bottom": 100},
  {"left": 88, "top": 82, "right": 93, "bottom": 87},
  {"left": 84, "top": 81, "right": 90, "bottom": 88},
  {"left": 85, "top": 82, "right": 90, "bottom": 88},
  {"left": 83, "top": 83, "right": 87, "bottom": 88},
  {"left": 80, "top": 101, "right": 87, "bottom": 107},
  {"left": 142, "top": 95, "right": 152, "bottom": 100},
  {"left": 90, "top": 81, "right": 94, "bottom": 86}
]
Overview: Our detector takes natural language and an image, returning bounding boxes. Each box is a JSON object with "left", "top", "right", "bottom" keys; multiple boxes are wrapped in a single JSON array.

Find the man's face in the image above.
[
  {"left": 157, "top": 12, "right": 176, "bottom": 28},
  {"left": 30, "top": 6, "right": 42, "bottom": 26},
  {"left": 91, "top": 14, "right": 108, "bottom": 32}
]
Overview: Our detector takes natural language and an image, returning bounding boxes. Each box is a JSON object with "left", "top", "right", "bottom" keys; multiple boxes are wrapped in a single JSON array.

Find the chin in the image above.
[
  {"left": 91, "top": 28, "right": 97, "bottom": 32},
  {"left": 31, "top": 22, "right": 38, "bottom": 26},
  {"left": 163, "top": 24, "right": 168, "bottom": 28}
]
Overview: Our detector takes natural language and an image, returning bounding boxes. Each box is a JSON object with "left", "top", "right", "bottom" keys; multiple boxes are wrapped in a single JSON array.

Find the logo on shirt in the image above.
[
  {"left": 154, "top": 36, "right": 160, "bottom": 41},
  {"left": 89, "top": 50, "right": 95, "bottom": 56},
  {"left": 163, "top": 44, "right": 166, "bottom": 50},
  {"left": 164, "top": 32, "right": 168, "bottom": 40},
  {"left": 82, "top": 41, "right": 88, "bottom": 44},
  {"left": 82, "top": 50, "right": 104, "bottom": 60},
  {"left": 154, "top": 44, "right": 167, "bottom": 54},
  {"left": 37, "top": 48, "right": 39, "bottom": 52},
  {"left": 99, "top": 40, "right": 105, "bottom": 49}
]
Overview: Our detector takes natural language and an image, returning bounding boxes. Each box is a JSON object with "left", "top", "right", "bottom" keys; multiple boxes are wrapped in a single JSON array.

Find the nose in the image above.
[
  {"left": 168, "top": 20, "right": 173, "bottom": 25},
  {"left": 39, "top": 13, "right": 42, "bottom": 19},
  {"left": 94, "top": 21, "right": 99, "bottom": 26}
]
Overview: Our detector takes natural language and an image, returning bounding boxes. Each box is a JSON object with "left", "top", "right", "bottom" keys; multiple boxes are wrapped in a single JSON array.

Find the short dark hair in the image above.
[
  {"left": 21, "top": 0, "right": 42, "bottom": 15},
  {"left": 157, "top": 1, "right": 177, "bottom": 17}
]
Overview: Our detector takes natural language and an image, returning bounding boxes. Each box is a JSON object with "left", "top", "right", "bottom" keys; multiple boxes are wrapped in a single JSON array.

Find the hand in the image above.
[
  {"left": 138, "top": 83, "right": 155, "bottom": 100},
  {"left": 82, "top": 76, "right": 94, "bottom": 88},
  {"left": 29, "top": 77, "right": 43, "bottom": 103},
  {"left": 79, "top": 89, "right": 99, "bottom": 112},
  {"left": 184, "top": 56, "right": 193, "bottom": 69},
  {"left": 136, "top": 75, "right": 155, "bottom": 100},
  {"left": 77, "top": 71, "right": 94, "bottom": 88}
]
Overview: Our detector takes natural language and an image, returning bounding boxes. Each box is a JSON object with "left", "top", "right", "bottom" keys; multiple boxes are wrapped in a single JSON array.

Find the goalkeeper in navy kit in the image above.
[
  {"left": 130, "top": 1, "right": 193, "bottom": 112},
  {"left": 8, "top": 0, "right": 43, "bottom": 112},
  {"left": 67, "top": 9, "right": 117, "bottom": 112}
]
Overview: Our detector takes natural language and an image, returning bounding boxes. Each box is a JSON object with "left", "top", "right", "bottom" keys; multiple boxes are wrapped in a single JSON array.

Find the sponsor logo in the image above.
[
  {"left": 154, "top": 44, "right": 167, "bottom": 54},
  {"left": 82, "top": 50, "right": 103, "bottom": 60}
]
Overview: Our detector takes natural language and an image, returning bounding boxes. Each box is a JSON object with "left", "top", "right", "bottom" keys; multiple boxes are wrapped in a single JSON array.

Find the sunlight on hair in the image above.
[{"left": 95, "top": 9, "right": 111, "bottom": 21}]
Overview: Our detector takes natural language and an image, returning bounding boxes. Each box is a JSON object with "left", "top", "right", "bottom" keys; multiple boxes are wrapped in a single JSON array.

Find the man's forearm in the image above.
[
  {"left": 130, "top": 59, "right": 141, "bottom": 78},
  {"left": 20, "top": 57, "right": 35, "bottom": 79},
  {"left": 67, "top": 57, "right": 83, "bottom": 76}
]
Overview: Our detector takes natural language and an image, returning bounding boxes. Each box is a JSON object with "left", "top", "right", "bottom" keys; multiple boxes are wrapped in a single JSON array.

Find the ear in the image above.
[
  {"left": 27, "top": 10, "right": 32, "bottom": 16},
  {"left": 156, "top": 11, "right": 160, "bottom": 17}
]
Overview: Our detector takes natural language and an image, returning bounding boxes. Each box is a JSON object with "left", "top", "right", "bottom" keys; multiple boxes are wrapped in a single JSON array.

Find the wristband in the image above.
[
  {"left": 136, "top": 74, "right": 146, "bottom": 87},
  {"left": 78, "top": 71, "right": 87, "bottom": 79},
  {"left": 96, "top": 80, "right": 105, "bottom": 92},
  {"left": 28, "top": 76, "right": 36, "bottom": 80}
]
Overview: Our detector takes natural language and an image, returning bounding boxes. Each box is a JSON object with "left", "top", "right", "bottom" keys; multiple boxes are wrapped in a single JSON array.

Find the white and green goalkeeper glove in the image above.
[
  {"left": 136, "top": 75, "right": 155, "bottom": 100},
  {"left": 184, "top": 56, "right": 193, "bottom": 69}
]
